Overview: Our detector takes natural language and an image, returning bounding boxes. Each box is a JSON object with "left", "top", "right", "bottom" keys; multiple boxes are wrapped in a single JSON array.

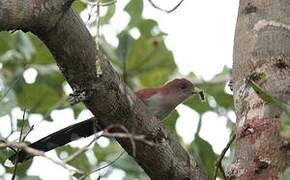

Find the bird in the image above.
[{"left": 8, "top": 78, "right": 201, "bottom": 164}]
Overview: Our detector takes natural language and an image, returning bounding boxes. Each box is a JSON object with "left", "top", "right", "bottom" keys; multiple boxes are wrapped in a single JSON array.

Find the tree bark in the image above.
[
  {"left": 0, "top": 0, "right": 207, "bottom": 179},
  {"left": 229, "top": 0, "right": 290, "bottom": 179}
]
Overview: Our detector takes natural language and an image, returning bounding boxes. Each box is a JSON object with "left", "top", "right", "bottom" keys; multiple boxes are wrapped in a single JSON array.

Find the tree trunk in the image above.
[
  {"left": 229, "top": 0, "right": 290, "bottom": 179},
  {"left": 0, "top": 0, "right": 207, "bottom": 179}
]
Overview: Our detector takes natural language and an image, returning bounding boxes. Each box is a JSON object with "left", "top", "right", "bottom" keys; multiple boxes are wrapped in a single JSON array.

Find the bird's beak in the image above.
[{"left": 191, "top": 86, "right": 205, "bottom": 101}]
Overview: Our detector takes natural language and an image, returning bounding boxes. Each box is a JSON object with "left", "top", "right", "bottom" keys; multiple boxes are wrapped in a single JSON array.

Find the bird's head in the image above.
[
  {"left": 135, "top": 78, "right": 203, "bottom": 120},
  {"left": 161, "top": 78, "right": 201, "bottom": 106}
]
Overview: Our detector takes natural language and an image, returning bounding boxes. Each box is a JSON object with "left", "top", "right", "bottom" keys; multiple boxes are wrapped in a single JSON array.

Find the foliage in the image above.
[
  {"left": 0, "top": 0, "right": 234, "bottom": 179},
  {"left": 280, "top": 168, "right": 290, "bottom": 180},
  {"left": 189, "top": 135, "right": 218, "bottom": 177}
]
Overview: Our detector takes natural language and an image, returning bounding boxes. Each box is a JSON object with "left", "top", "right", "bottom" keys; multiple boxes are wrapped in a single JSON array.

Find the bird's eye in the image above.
[{"left": 180, "top": 84, "right": 187, "bottom": 90}]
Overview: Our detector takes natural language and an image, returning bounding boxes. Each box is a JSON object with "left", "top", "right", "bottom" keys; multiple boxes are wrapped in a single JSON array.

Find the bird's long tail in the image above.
[{"left": 9, "top": 117, "right": 99, "bottom": 164}]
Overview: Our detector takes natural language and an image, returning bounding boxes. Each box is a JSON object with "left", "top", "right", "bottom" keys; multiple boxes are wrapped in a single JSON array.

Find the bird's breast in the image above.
[{"left": 146, "top": 93, "right": 173, "bottom": 120}]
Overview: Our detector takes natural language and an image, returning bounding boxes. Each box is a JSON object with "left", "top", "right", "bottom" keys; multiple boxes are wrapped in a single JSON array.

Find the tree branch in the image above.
[{"left": 0, "top": 1, "right": 207, "bottom": 179}]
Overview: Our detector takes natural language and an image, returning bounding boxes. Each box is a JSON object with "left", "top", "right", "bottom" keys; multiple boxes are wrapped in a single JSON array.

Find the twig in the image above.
[
  {"left": 213, "top": 134, "right": 236, "bottom": 180},
  {"left": 102, "top": 132, "right": 154, "bottom": 146},
  {"left": 19, "top": 107, "right": 27, "bottom": 141},
  {"left": 106, "top": 124, "right": 137, "bottom": 156},
  {"left": 0, "top": 72, "right": 22, "bottom": 102},
  {"left": 91, "top": 150, "right": 125, "bottom": 172},
  {"left": 11, "top": 108, "right": 27, "bottom": 180},
  {"left": 79, "top": 150, "right": 125, "bottom": 180},
  {"left": 195, "top": 117, "right": 202, "bottom": 136},
  {"left": 102, "top": 124, "right": 156, "bottom": 156},
  {"left": 100, "top": 0, "right": 116, "bottom": 6},
  {"left": 80, "top": 0, "right": 116, "bottom": 6},
  {"left": 51, "top": 122, "right": 153, "bottom": 166},
  {"left": 96, "top": 0, "right": 100, "bottom": 50},
  {"left": 43, "top": 96, "right": 67, "bottom": 120},
  {"left": 6, "top": 113, "right": 15, "bottom": 140},
  {"left": 147, "top": 0, "right": 185, "bottom": 13},
  {"left": 1, "top": 142, "right": 82, "bottom": 176},
  {"left": 5, "top": 122, "right": 153, "bottom": 178},
  {"left": 22, "top": 125, "right": 34, "bottom": 142},
  {"left": 64, "top": 136, "right": 99, "bottom": 164},
  {"left": 85, "top": 4, "right": 95, "bottom": 24},
  {"left": 0, "top": 142, "right": 43, "bottom": 153}
]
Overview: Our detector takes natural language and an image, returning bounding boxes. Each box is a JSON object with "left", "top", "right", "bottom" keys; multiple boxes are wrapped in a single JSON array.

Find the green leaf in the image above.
[
  {"left": 35, "top": 68, "right": 65, "bottom": 96},
  {"left": 248, "top": 78, "right": 274, "bottom": 104},
  {"left": 0, "top": 148, "right": 12, "bottom": 165},
  {"left": 127, "top": 37, "right": 177, "bottom": 86},
  {"left": 136, "top": 19, "right": 158, "bottom": 38},
  {"left": 205, "top": 83, "right": 233, "bottom": 109},
  {"left": 0, "top": 88, "right": 17, "bottom": 116},
  {"left": 124, "top": 0, "right": 143, "bottom": 27},
  {"left": 184, "top": 68, "right": 233, "bottom": 113},
  {"left": 73, "top": 172, "right": 85, "bottom": 179},
  {"left": 15, "top": 31, "right": 35, "bottom": 61},
  {"left": 280, "top": 168, "right": 290, "bottom": 180},
  {"left": 0, "top": 72, "right": 18, "bottom": 116},
  {"left": 93, "top": 141, "right": 120, "bottom": 162},
  {"left": 16, "top": 83, "right": 60, "bottom": 114},
  {"left": 204, "top": 67, "right": 232, "bottom": 109},
  {"left": 113, "top": 154, "right": 144, "bottom": 175},
  {"left": 280, "top": 113, "right": 290, "bottom": 138},
  {"left": 184, "top": 96, "right": 211, "bottom": 114},
  {"left": 5, "top": 157, "right": 33, "bottom": 177},
  {"left": 32, "top": 64, "right": 64, "bottom": 92},
  {"left": 0, "top": 49, "right": 23, "bottom": 63},
  {"left": 56, "top": 145, "right": 91, "bottom": 173},
  {"left": 99, "top": 37, "right": 121, "bottom": 71},
  {"left": 247, "top": 77, "right": 290, "bottom": 116},
  {"left": 32, "top": 64, "right": 59, "bottom": 74},
  {"left": 117, "top": 32, "right": 135, "bottom": 61},
  {"left": 124, "top": 171, "right": 150, "bottom": 180},
  {"left": 188, "top": 135, "right": 217, "bottom": 177},
  {"left": 28, "top": 33, "right": 55, "bottom": 64},
  {"left": 73, "top": 0, "right": 86, "bottom": 13},
  {"left": 92, "top": 142, "right": 146, "bottom": 177},
  {"left": 100, "top": 0, "right": 114, "bottom": 3},
  {"left": 163, "top": 110, "right": 179, "bottom": 133},
  {"left": 123, "top": 173, "right": 149, "bottom": 180},
  {"left": 100, "top": 4, "right": 116, "bottom": 25},
  {"left": 17, "top": 118, "right": 30, "bottom": 129},
  {"left": 0, "top": 32, "right": 13, "bottom": 54},
  {"left": 21, "top": 176, "right": 42, "bottom": 180},
  {"left": 72, "top": 104, "right": 86, "bottom": 119}
]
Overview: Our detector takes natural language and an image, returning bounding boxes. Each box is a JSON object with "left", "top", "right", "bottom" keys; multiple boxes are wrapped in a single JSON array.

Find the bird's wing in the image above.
[
  {"left": 135, "top": 88, "right": 157, "bottom": 104},
  {"left": 9, "top": 117, "right": 99, "bottom": 164}
]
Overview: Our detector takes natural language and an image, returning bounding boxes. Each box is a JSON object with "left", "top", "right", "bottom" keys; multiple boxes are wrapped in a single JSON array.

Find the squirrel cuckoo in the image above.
[{"left": 8, "top": 78, "right": 201, "bottom": 164}]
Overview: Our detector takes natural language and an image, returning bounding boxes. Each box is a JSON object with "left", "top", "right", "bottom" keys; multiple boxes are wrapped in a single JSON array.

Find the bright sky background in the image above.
[{"left": 0, "top": 0, "right": 239, "bottom": 179}]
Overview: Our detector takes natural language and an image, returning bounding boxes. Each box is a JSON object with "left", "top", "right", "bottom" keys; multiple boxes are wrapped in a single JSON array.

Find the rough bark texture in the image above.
[
  {"left": 0, "top": 0, "right": 207, "bottom": 179},
  {"left": 229, "top": 0, "right": 290, "bottom": 179}
]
